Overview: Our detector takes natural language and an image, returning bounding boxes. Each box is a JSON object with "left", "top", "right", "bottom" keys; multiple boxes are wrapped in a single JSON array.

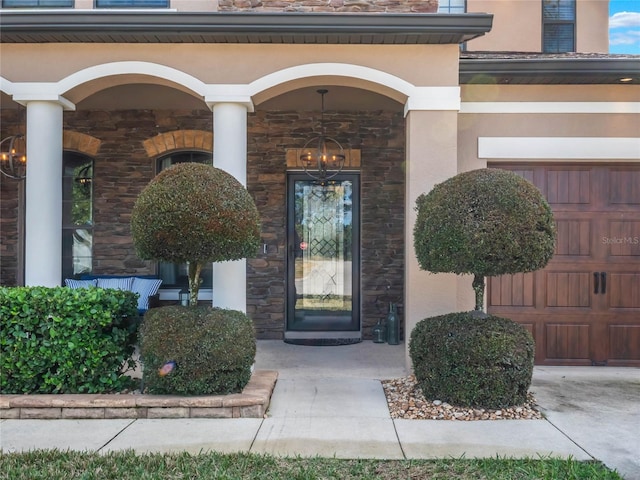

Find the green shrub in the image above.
[
  {"left": 409, "top": 312, "right": 535, "bottom": 409},
  {"left": 140, "top": 306, "right": 256, "bottom": 395},
  {"left": 414, "top": 168, "right": 555, "bottom": 310},
  {"left": 0, "top": 286, "right": 139, "bottom": 394},
  {"left": 131, "top": 163, "right": 261, "bottom": 306},
  {"left": 414, "top": 168, "right": 555, "bottom": 277}
]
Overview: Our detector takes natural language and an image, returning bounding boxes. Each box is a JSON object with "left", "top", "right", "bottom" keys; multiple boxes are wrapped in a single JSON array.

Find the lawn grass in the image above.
[{"left": 0, "top": 450, "right": 623, "bottom": 480}]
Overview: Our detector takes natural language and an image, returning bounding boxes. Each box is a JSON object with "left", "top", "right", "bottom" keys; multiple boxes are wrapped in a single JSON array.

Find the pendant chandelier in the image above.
[
  {"left": 0, "top": 134, "right": 26, "bottom": 180},
  {"left": 299, "top": 89, "right": 346, "bottom": 185}
]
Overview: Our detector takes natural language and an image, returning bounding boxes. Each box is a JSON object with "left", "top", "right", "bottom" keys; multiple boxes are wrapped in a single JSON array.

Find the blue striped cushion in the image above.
[
  {"left": 97, "top": 277, "right": 134, "bottom": 291},
  {"left": 65, "top": 279, "right": 97, "bottom": 289},
  {"left": 131, "top": 277, "right": 162, "bottom": 312}
]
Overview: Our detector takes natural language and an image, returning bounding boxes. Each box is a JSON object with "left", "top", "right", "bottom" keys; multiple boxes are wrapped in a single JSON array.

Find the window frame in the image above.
[
  {"left": 61, "top": 151, "right": 94, "bottom": 282},
  {"left": 437, "top": 0, "right": 466, "bottom": 14},
  {"left": 2, "top": 0, "right": 73, "bottom": 7},
  {"left": 94, "top": 0, "right": 168, "bottom": 8},
  {"left": 542, "top": 0, "right": 576, "bottom": 53}
]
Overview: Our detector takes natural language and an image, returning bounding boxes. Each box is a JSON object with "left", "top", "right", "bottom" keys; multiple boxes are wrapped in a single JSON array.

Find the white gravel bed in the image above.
[{"left": 382, "top": 375, "right": 543, "bottom": 421}]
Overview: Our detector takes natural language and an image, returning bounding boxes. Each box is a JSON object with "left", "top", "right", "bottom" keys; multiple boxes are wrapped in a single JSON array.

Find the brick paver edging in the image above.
[{"left": 0, "top": 370, "right": 277, "bottom": 420}]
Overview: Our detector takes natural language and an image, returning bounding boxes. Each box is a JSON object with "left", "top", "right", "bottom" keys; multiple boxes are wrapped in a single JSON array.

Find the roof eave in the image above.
[
  {"left": 460, "top": 57, "right": 640, "bottom": 85},
  {"left": 0, "top": 11, "right": 494, "bottom": 44}
]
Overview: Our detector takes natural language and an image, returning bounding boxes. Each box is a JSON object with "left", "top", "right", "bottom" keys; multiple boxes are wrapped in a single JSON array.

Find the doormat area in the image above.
[
  {"left": 284, "top": 338, "right": 362, "bottom": 346},
  {"left": 0, "top": 370, "right": 277, "bottom": 420}
]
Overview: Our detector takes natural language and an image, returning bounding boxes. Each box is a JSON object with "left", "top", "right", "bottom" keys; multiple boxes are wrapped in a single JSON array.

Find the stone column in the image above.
[
  {"left": 23, "top": 101, "right": 65, "bottom": 286},
  {"left": 404, "top": 109, "right": 461, "bottom": 368},
  {"left": 211, "top": 102, "right": 249, "bottom": 312}
]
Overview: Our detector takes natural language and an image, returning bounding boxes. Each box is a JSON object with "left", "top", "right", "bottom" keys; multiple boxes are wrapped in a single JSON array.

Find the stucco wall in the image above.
[
  {"left": 466, "top": 0, "right": 609, "bottom": 53},
  {"left": 404, "top": 109, "right": 460, "bottom": 368},
  {"left": 461, "top": 85, "right": 640, "bottom": 103},
  {"left": 576, "top": 0, "right": 610, "bottom": 53},
  {"left": 0, "top": 44, "right": 459, "bottom": 90},
  {"left": 467, "top": 0, "right": 542, "bottom": 52}
]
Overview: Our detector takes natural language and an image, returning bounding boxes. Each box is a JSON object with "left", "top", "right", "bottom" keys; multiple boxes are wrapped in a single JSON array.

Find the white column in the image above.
[
  {"left": 211, "top": 102, "right": 249, "bottom": 312},
  {"left": 404, "top": 109, "right": 461, "bottom": 369},
  {"left": 24, "top": 101, "right": 64, "bottom": 287}
]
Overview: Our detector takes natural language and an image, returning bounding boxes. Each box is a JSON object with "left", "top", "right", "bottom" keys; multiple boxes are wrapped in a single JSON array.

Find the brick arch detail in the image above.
[
  {"left": 143, "top": 130, "right": 213, "bottom": 158},
  {"left": 63, "top": 131, "right": 101, "bottom": 157}
]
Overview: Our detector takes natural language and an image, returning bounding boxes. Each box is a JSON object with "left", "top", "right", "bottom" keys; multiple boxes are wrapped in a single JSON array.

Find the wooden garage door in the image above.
[{"left": 488, "top": 164, "right": 640, "bottom": 366}]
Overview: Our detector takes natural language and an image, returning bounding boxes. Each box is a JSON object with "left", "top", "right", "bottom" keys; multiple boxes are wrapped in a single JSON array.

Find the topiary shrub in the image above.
[
  {"left": 409, "top": 312, "right": 534, "bottom": 408},
  {"left": 410, "top": 168, "right": 554, "bottom": 408},
  {"left": 131, "top": 163, "right": 261, "bottom": 306},
  {"left": 140, "top": 306, "right": 256, "bottom": 395},
  {"left": 414, "top": 168, "right": 555, "bottom": 310}
]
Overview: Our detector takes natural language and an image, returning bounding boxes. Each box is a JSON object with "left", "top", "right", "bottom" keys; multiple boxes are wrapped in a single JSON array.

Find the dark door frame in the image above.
[{"left": 285, "top": 172, "right": 361, "bottom": 344}]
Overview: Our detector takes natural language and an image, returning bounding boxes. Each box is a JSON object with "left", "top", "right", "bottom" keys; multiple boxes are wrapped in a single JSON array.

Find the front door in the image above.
[{"left": 285, "top": 173, "right": 361, "bottom": 344}]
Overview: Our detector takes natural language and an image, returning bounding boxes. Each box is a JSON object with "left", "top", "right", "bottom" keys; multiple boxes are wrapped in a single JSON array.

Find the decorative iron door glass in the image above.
[{"left": 287, "top": 174, "right": 360, "bottom": 334}]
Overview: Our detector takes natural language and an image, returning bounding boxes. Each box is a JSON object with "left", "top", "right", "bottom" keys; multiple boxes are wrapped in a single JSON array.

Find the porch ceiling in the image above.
[{"left": 0, "top": 11, "right": 492, "bottom": 45}]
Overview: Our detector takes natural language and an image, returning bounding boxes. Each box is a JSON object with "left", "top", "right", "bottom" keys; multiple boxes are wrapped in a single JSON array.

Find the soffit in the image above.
[
  {"left": 0, "top": 11, "right": 493, "bottom": 44},
  {"left": 460, "top": 52, "right": 640, "bottom": 85}
]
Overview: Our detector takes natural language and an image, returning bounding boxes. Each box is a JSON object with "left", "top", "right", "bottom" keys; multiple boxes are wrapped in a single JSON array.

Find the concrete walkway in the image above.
[{"left": 1, "top": 340, "right": 639, "bottom": 479}]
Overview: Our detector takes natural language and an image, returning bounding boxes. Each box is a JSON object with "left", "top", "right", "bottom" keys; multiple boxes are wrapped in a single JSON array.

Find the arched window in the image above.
[
  {"left": 62, "top": 152, "right": 93, "bottom": 281},
  {"left": 157, "top": 150, "right": 213, "bottom": 289}
]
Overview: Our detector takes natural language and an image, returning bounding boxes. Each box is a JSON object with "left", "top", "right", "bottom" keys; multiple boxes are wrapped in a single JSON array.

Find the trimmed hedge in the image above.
[
  {"left": 414, "top": 168, "right": 556, "bottom": 277},
  {"left": 409, "top": 312, "right": 535, "bottom": 409},
  {"left": 140, "top": 306, "right": 256, "bottom": 395},
  {"left": 130, "top": 162, "right": 261, "bottom": 306},
  {"left": 131, "top": 163, "right": 261, "bottom": 265},
  {"left": 0, "top": 286, "right": 139, "bottom": 394}
]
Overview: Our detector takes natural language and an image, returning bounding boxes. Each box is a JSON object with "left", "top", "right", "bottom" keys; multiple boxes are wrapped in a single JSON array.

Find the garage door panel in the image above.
[
  {"left": 545, "top": 324, "right": 591, "bottom": 360},
  {"left": 546, "top": 168, "right": 591, "bottom": 206},
  {"left": 607, "top": 221, "right": 640, "bottom": 257},
  {"left": 509, "top": 168, "right": 535, "bottom": 185},
  {"left": 609, "top": 169, "right": 640, "bottom": 205},
  {"left": 608, "top": 273, "right": 640, "bottom": 309},
  {"left": 545, "top": 272, "right": 591, "bottom": 307},
  {"left": 489, "top": 273, "right": 535, "bottom": 307},
  {"left": 520, "top": 323, "right": 535, "bottom": 338},
  {"left": 554, "top": 219, "right": 591, "bottom": 257},
  {"left": 609, "top": 325, "right": 640, "bottom": 361}
]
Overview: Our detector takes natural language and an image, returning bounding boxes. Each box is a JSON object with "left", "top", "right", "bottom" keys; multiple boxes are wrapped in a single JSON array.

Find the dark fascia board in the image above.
[
  {"left": 0, "top": 11, "right": 493, "bottom": 44},
  {"left": 460, "top": 56, "right": 640, "bottom": 84}
]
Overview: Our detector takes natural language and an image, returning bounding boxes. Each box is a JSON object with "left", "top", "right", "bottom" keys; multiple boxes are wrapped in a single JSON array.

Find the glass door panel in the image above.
[{"left": 286, "top": 174, "right": 360, "bottom": 335}]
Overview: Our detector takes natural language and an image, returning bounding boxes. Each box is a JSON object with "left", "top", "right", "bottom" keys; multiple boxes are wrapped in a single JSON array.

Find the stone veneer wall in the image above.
[
  {"left": 246, "top": 109, "right": 405, "bottom": 339},
  {"left": 0, "top": 108, "right": 405, "bottom": 341},
  {"left": 219, "top": 0, "right": 437, "bottom": 12},
  {"left": 0, "top": 110, "right": 23, "bottom": 286},
  {"left": 62, "top": 110, "right": 214, "bottom": 275}
]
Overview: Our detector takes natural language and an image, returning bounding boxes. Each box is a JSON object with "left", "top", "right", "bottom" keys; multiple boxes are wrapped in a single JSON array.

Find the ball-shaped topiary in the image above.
[
  {"left": 409, "top": 312, "right": 535, "bottom": 408},
  {"left": 131, "top": 163, "right": 261, "bottom": 305},
  {"left": 140, "top": 306, "right": 256, "bottom": 395},
  {"left": 414, "top": 168, "right": 555, "bottom": 310}
]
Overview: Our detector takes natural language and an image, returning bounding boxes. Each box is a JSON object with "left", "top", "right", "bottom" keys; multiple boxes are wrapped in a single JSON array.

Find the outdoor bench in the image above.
[{"left": 64, "top": 274, "right": 162, "bottom": 315}]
